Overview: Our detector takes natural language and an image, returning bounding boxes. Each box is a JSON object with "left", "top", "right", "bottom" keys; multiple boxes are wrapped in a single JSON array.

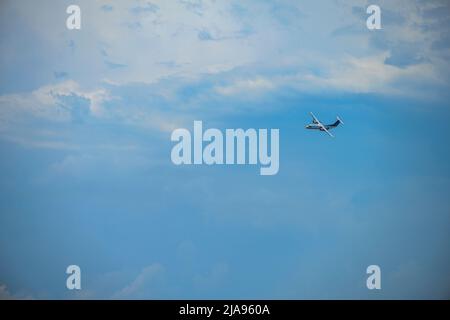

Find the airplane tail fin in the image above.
[{"left": 331, "top": 116, "right": 344, "bottom": 127}]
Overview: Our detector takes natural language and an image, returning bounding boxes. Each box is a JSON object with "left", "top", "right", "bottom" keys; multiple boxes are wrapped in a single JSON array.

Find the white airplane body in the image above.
[{"left": 305, "top": 112, "right": 344, "bottom": 137}]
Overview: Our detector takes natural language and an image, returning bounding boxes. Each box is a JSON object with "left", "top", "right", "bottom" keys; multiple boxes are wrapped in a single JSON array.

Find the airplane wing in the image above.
[
  {"left": 320, "top": 124, "right": 334, "bottom": 137},
  {"left": 310, "top": 112, "right": 319, "bottom": 124}
]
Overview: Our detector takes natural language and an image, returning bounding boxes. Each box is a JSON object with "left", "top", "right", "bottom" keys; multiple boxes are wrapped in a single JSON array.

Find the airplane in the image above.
[{"left": 305, "top": 112, "right": 344, "bottom": 137}]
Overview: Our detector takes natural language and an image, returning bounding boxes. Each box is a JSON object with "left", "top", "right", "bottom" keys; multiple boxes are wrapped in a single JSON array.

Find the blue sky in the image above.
[{"left": 0, "top": 0, "right": 449, "bottom": 299}]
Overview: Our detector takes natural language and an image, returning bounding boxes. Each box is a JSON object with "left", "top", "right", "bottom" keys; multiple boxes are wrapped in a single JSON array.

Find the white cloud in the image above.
[
  {"left": 215, "top": 77, "right": 276, "bottom": 96},
  {"left": 0, "top": 284, "right": 14, "bottom": 300},
  {"left": 0, "top": 78, "right": 196, "bottom": 150},
  {"left": 213, "top": 52, "right": 442, "bottom": 97},
  {"left": 298, "top": 53, "right": 440, "bottom": 95},
  {"left": 0, "top": 80, "right": 110, "bottom": 122},
  {"left": 0, "top": 80, "right": 116, "bottom": 149},
  {"left": 61, "top": 0, "right": 260, "bottom": 85},
  {"left": 113, "top": 264, "right": 165, "bottom": 299},
  {"left": 3, "top": 0, "right": 449, "bottom": 95},
  {"left": 0, "top": 284, "right": 32, "bottom": 300}
]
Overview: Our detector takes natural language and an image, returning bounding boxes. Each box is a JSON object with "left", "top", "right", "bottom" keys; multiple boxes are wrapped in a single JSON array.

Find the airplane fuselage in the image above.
[{"left": 305, "top": 124, "right": 332, "bottom": 131}]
